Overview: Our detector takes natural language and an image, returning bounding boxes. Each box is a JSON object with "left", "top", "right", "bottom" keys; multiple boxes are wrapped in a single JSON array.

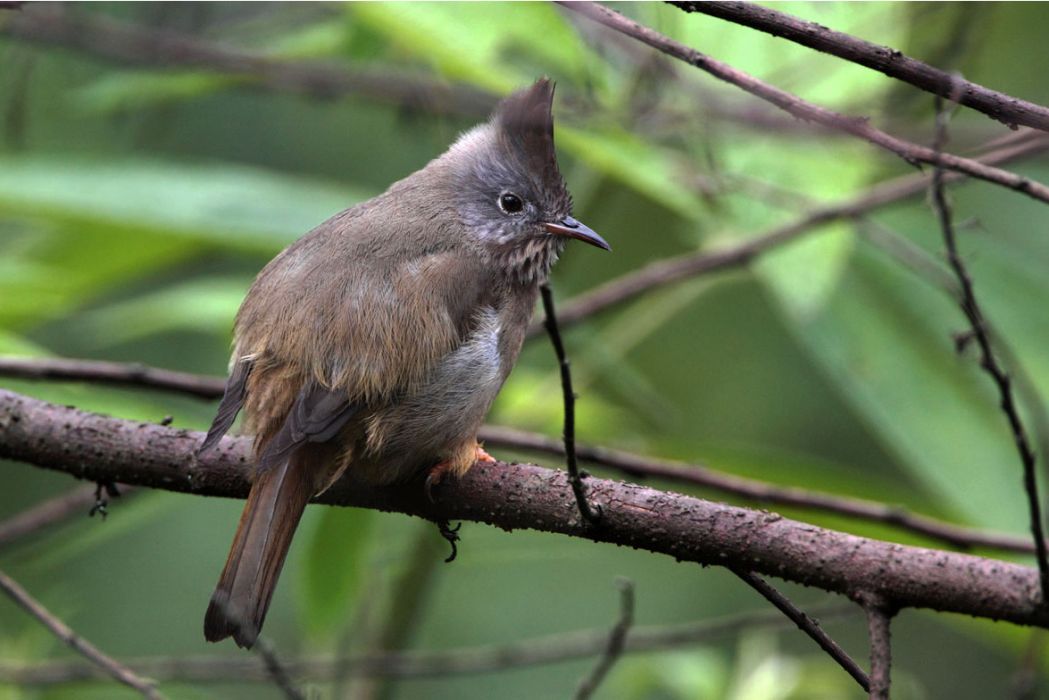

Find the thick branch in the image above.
[
  {"left": 1, "top": 389, "right": 1047, "bottom": 627},
  {"left": 481, "top": 425, "right": 1036, "bottom": 554},
  {"left": 673, "top": 1, "right": 1049, "bottom": 132},
  {"left": 559, "top": 2, "right": 1049, "bottom": 207},
  {"left": 0, "top": 358, "right": 1038, "bottom": 554}
]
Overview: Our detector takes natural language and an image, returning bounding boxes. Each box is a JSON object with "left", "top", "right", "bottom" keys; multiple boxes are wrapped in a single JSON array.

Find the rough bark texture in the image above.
[{"left": 1, "top": 388, "right": 1045, "bottom": 628}]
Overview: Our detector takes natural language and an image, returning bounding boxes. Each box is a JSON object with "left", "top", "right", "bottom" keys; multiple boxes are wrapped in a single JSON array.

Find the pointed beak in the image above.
[{"left": 543, "top": 216, "right": 611, "bottom": 251}]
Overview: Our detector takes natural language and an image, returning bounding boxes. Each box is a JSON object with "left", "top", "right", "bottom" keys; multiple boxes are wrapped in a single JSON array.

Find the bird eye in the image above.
[{"left": 498, "top": 192, "right": 524, "bottom": 215}]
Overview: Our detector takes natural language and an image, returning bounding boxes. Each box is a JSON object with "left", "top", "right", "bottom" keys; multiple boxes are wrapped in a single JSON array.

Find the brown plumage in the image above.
[{"left": 200, "top": 78, "right": 609, "bottom": 648}]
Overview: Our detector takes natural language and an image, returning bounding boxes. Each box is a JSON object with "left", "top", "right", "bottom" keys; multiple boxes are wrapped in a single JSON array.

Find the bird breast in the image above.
[{"left": 358, "top": 306, "right": 507, "bottom": 482}]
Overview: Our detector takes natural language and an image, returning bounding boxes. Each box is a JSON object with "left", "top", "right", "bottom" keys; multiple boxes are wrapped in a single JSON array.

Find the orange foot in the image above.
[{"left": 425, "top": 442, "right": 497, "bottom": 502}]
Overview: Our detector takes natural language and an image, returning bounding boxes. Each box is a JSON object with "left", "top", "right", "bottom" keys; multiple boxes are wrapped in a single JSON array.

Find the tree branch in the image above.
[
  {"left": 558, "top": 2, "right": 1049, "bottom": 207},
  {"left": 0, "top": 482, "right": 136, "bottom": 548},
  {"left": 672, "top": 1, "right": 1049, "bottom": 133},
  {"left": 480, "top": 425, "right": 1037, "bottom": 554},
  {"left": 0, "top": 568, "right": 164, "bottom": 699},
  {"left": 0, "top": 358, "right": 1039, "bottom": 555},
  {"left": 575, "top": 578, "right": 634, "bottom": 699},
  {"left": 930, "top": 96, "right": 1049, "bottom": 603},
  {"left": 0, "top": 603, "right": 855, "bottom": 685},
  {"left": 0, "top": 357, "right": 226, "bottom": 399},
  {"left": 1, "top": 389, "right": 1047, "bottom": 627},
  {"left": 0, "top": 7, "right": 497, "bottom": 118},
  {"left": 540, "top": 284, "right": 602, "bottom": 525},
  {"left": 733, "top": 569, "right": 869, "bottom": 692},
  {"left": 858, "top": 593, "right": 895, "bottom": 700},
  {"left": 533, "top": 130, "right": 1049, "bottom": 336}
]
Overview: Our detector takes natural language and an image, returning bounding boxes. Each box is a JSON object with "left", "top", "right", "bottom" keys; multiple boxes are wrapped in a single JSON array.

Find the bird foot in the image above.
[
  {"left": 425, "top": 442, "right": 497, "bottom": 502},
  {"left": 474, "top": 443, "right": 497, "bottom": 464}
]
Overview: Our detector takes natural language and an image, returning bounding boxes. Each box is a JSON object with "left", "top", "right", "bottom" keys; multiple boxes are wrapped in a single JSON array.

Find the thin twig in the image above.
[
  {"left": 540, "top": 283, "right": 602, "bottom": 525},
  {"left": 0, "top": 7, "right": 497, "bottom": 118},
  {"left": 0, "top": 602, "right": 855, "bottom": 685},
  {"left": 732, "top": 569, "right": 870, "bottom": 692},
  {"left": 559, "top": 2, "right": 1049, "bottom": 207},
  {"left": 930, "top": 95, "right": 1049, "bottom": 603},
  {"left": 858, "top": 593, "right": 895, "bottom": 700},
  {"left": 0, "top": 356, "right": 226, "bottom": 399},
  {"left": 533, "top": 131, "right": 1049, "bottom": 336},
  {"left": 672, "top": 1, "right": 1049, "bottom": 132},
  {"left": 1010, "top": 631, "right": 1047, "bottom": 700},
  {"left": 575, "top": 578, "right": 635, "bottom": 700},
  {"left": 0, "top": 568, "right": 164, "bottom": 699},
  {"left": 0, "top": 483, "right": 136, "bottom": 549},
  {"left": 254, "top": 638, "right": 307, "bottom": 700}
]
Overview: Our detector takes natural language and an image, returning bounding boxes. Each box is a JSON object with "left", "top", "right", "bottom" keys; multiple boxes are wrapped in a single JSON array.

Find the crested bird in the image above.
[{"left": 200, "top": 78, "right": 609, "bottom": 648}]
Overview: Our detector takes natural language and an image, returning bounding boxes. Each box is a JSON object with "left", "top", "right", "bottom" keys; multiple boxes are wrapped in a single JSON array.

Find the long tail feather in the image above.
[{"left": 204, "top": 452, "right": 313, "bottom": 648}]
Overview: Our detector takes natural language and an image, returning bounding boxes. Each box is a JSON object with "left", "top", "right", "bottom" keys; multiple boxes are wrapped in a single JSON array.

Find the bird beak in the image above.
[{"left": 543, "top": 216, "right": 611, "bottom": 251}]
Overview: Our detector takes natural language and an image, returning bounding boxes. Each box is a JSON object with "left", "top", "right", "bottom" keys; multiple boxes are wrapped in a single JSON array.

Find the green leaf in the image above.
[
  {"left": 348, "top": 2, "right": 588, "bottom": 92},
  {"left": 0, "top": 156, "right": 372, "bottom": 252},
  {"left": 558, "top": 126, "right": 707, "bottom": 229},
  {"left": 0, "top": 222, "right": 195, "bottom": 329},
  {"left": 779, "top": 241, "right": 1031, "bottom": 531},
  {"left": 300, "top": 506, "right": 375, "bottom": 639},
  {"left": 74, "top": 277, "right": 249, "bottom": 347}
]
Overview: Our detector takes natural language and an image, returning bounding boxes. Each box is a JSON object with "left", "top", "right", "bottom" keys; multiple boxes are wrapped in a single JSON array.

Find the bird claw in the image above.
[
  {"left": 437, "top": 520, "right": 462, "bottom": 563},
  {"left": 424, "top": 468, "right": 445, "bottom": 504}
]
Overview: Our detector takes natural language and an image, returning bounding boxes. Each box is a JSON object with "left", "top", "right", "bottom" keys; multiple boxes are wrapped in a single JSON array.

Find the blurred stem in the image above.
[{"left": 342, "top": 520, "right": 447, "bottom": 700}]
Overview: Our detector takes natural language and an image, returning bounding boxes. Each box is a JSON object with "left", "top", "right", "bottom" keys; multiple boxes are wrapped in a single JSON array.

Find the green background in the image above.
[{"left": 2, "top": 2, "right": 1049, "bottom": 698}]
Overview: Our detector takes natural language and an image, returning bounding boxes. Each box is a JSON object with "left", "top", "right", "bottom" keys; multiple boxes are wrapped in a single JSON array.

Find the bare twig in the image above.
[
  {"left": 0, "top": 356, "right": 226, "bottom": 399},
  {"left": 1010, "top": 631, "right": 1047, "bottom": 700},
  {"left": 0, "top": 483, "right": 136, "bottom": 548},
  {"left": 0, "top": 602, "right": 855, "bottom": 685},
  {"left": 0, "top": 568, "right": 164, "bottom": 699},
  {"left": 930, "top": 95, "right": 1049, "bottom": 603},
  {"left": 0, "top": 7, "right": 497, "bottom": 117},
  {"left": 672, "top": 1, "right": 1049, "bottom": 133},
  {"left": 559, "top": 2, "right": 1049, "bottom": 207},
  {"left": 533, "top": 131, "right": 1049, "bottom": 336},
  {"left": 3, "top": 390, "right": 1048, "bottom": 628},
  {"left": 254, "top": 638, "right": 306, "bottom": 700},
  {"left": 732, "top": 569, "right": 869, "bottom": 692},
  {"left": 575, "top": 578, "right": 635, "bottom": 700},
  {"left": 342, "top": 522, "right": 447, "bottom": 700},
  {"left": 479, "top": 425, "right": 1037, "bottom": 554},
  {"left": 540, "top": 283, "right": 602, "bottom": 525},
  {"left": 858, "top": 593, "right": 895, "bottom": 700}
]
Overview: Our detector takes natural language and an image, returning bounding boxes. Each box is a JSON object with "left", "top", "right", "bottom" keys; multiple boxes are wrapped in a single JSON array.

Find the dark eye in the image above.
[{"left": 498, "top": 192, "right": 524, "bottom": 215}]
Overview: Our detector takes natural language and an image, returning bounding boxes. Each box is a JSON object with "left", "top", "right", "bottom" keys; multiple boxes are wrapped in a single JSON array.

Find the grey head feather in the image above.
[
  {"left": 491, "top": 77, "right": 570, "bottom": 211},
  {"left": 445, "top": 78, "right": 573, "bottom": 285}
]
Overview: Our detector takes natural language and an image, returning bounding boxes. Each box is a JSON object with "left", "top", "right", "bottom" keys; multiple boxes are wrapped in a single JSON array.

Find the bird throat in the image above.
[{"left": 496, "top": 236, "right": 565, "bottom": 287}]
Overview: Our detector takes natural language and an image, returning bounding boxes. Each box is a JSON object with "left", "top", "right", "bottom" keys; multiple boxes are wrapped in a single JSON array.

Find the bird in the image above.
[{"left": 198, "top": 77, "right": 609, "bottom": 648}]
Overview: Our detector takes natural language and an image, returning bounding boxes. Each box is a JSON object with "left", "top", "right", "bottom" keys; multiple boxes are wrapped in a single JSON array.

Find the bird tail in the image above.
[{"left": 204, "top": 452, "right": 314, "bottom": 648}]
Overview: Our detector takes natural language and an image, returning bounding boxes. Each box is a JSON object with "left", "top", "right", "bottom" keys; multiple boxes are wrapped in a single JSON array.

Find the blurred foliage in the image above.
[{"left": 2, "top": 2, "right": 1049, "bottom": 698}]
